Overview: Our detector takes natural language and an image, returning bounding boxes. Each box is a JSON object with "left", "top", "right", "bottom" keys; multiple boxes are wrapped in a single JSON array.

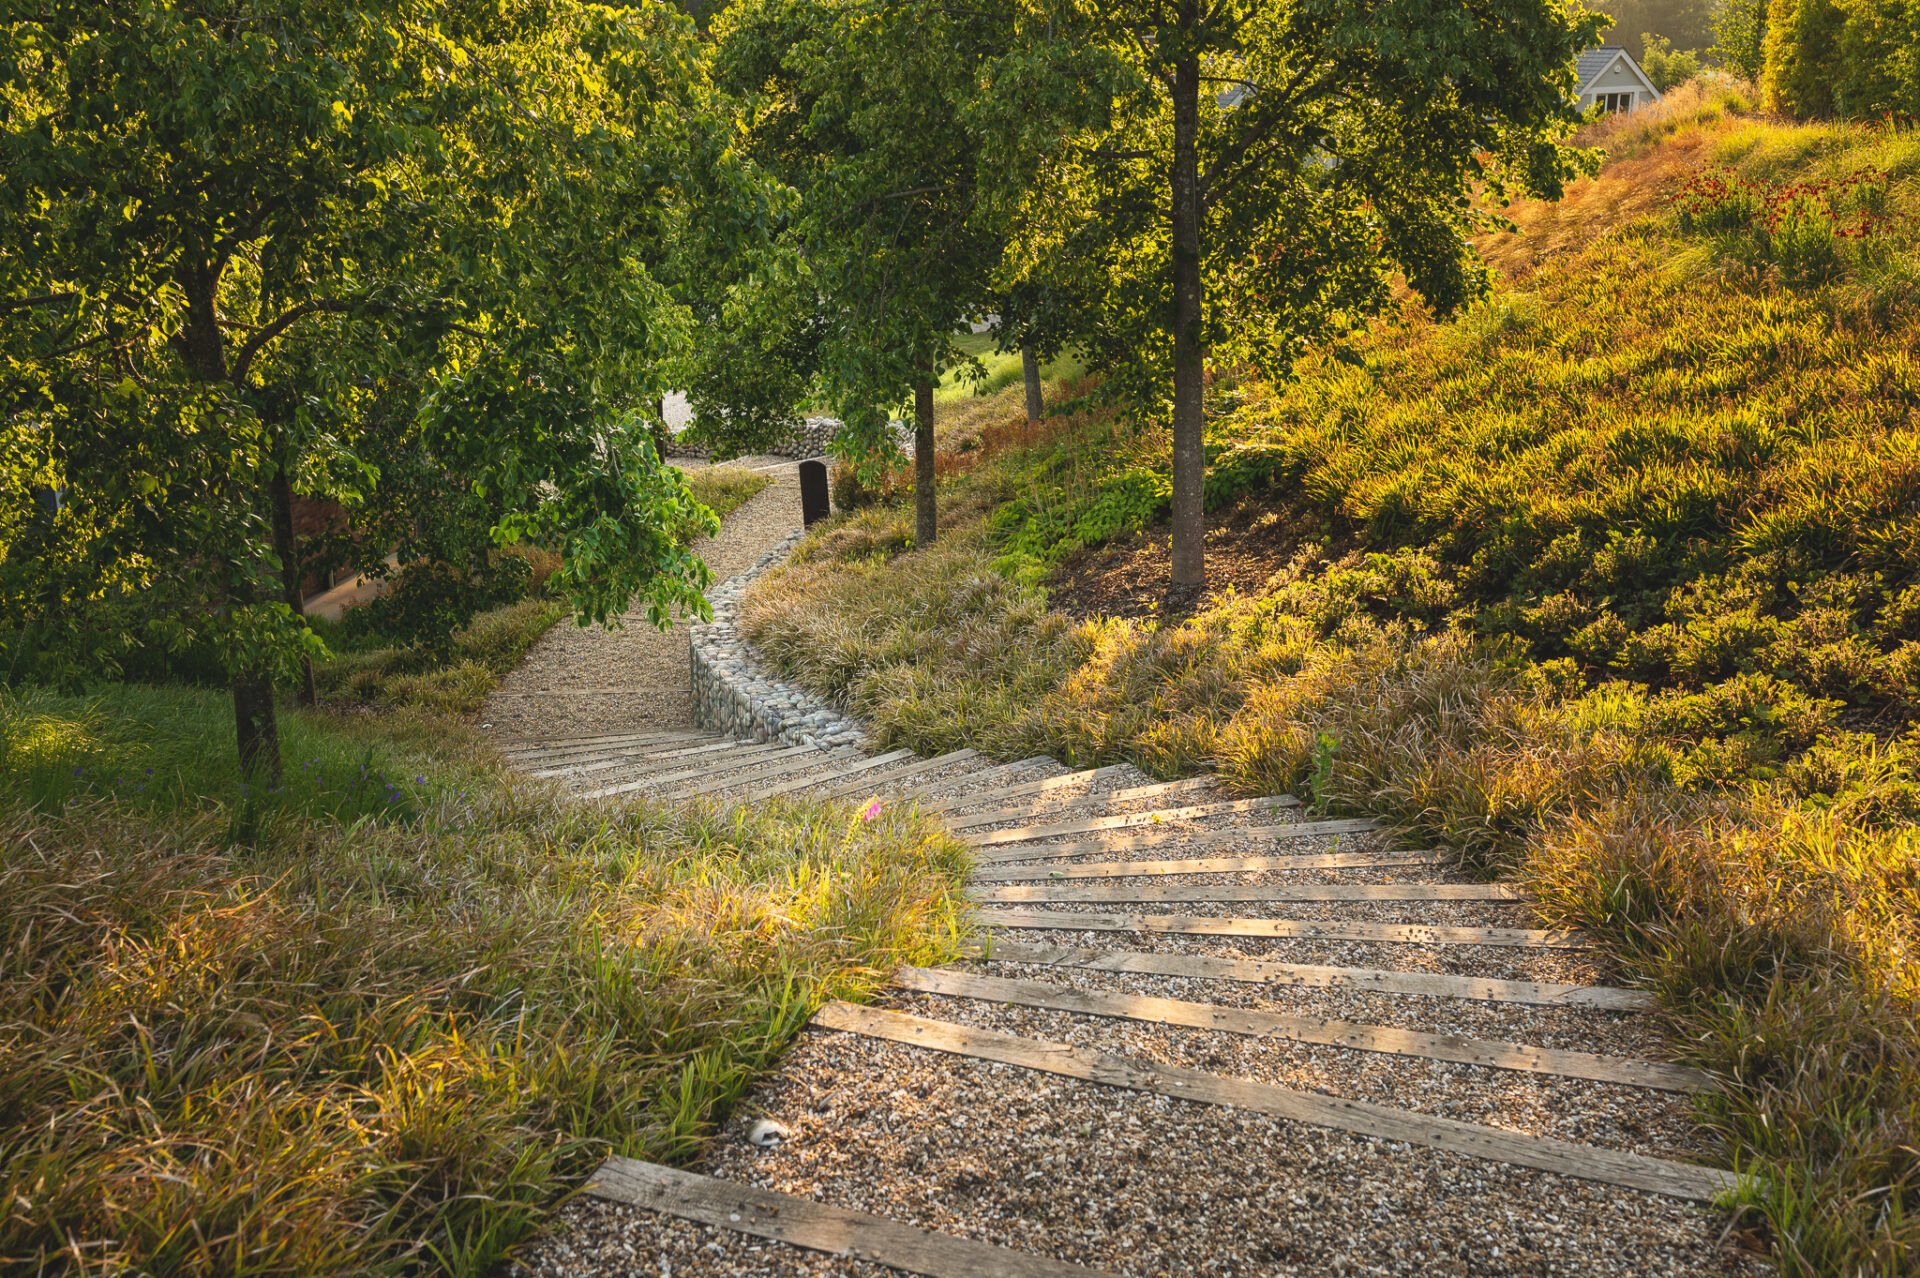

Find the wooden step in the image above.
[
  {"left": 747, "top": 748, "right": 917, "bottom": 801},
  {"left": 532, "top": 738, "right": 750, "bottom": 775},
  {"left": 976, "top": 909, "right": 1589, "bottom": 948},
  {"left": 977, "top": 940, "right": 1656, "bottom": 1011},
  {"left": 942, "top": 776, "right": 1223, "bottom": 831},
  {"left": 669, "top": 744, "right": 856, "bottom": 800},
  {"left": 964, "top": 796, "right": 1302, "bottom": 848},
  {"left": 812, "top": 1003, "right": 1734, "bottom": 1202},
  {"left": 906, "top": 755, "right": 1062, "bottom": 804},
  {"left": 586, "top": 1157, "right": 1111, "bottom": 1277},
  {"left": 972, "top": 850, "right": 1449, "bottom": 883},
  {"left": 503, "top": 727, "right": 710, "bottom": 753},
  {"left": 526, "top": 738, "right": 746, "bottom": 778},
  {"left": 891, "top": 967, "right": 1707, "bottom": 1092},
  {"left": 919, "top": 764, "right": 1132, "bottom": 815},
  {"left": 968, "top": 817, "right": 1383, "bottom": 864},
  {"left": 579, "top": 743, "right": 793, "bottom": 799},
  {"left": 812, "top": 749, "right": 981, "bottom": 801},
  {"left": 508, "top": 732, "right": 712, "bottom": 766},
  {"left": 974, "top": 882, "right": 1525, "bottom": 905}
]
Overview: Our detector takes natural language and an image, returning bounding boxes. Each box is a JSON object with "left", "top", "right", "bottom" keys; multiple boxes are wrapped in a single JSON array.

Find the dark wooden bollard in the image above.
[{"left": 798, "top": 458, "right": 830, "bottom": 527}]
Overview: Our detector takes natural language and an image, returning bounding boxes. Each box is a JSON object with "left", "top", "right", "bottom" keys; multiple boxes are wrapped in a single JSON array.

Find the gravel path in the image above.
[
  {"left": 500, "top": 740, "right": 1768, "bottom": 1276},
  {"left": 479, "top": 462, "right": 803, "bottom": 742}
]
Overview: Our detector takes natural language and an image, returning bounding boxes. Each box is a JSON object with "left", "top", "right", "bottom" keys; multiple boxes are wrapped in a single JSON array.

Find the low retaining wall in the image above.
[{"left": 690, "top": 530, "right": 870, "bottom": 749}]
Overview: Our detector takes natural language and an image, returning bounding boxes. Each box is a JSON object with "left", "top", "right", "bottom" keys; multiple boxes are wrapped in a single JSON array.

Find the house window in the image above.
[{"left": 1598, "top": 91, "right": 1636, "bottom": 113}]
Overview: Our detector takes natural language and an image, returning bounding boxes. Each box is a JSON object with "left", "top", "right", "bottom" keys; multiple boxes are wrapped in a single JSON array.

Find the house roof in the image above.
[
  {"left": 1576, "top": 47, "right": 1623, "bottom": 85},
  {"left": 1575, "top": 46, "right": 1660, "bottom": 99}
]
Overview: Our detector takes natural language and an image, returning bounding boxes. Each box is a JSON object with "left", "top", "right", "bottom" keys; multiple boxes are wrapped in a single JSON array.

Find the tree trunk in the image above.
[
  {"left": 914, "top": 372, "right": 937, "bottom": 546},
  {"left": 1167, "top": 24, "right": 1207, "bottom": 603},
  {"left": 1022, "top": 345, "right": 1044, "bottom": 423},
  {"left": 270, "top": 464, "right": 317, "bottom": 707},
  {"left": 177, "top": 258, "right": 285, "bottom": 783},
  {"left": 233, "top": 676, "right": 282, "bottom": 789}
]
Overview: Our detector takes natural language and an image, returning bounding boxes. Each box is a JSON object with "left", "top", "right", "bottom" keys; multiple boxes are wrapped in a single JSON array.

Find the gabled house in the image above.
[{"left": 1576, "top": 46, "right": 1661, "bottom": 114}]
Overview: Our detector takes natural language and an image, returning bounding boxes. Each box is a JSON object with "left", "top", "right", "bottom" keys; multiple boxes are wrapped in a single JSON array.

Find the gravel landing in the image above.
[{"left": 481, "top": 463, "right": 804, "bottom": 742}]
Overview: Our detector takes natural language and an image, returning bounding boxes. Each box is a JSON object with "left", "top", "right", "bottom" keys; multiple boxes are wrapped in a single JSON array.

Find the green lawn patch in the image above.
[{"left": 0, "top": 685, "right": 968, "bottom": 1276}]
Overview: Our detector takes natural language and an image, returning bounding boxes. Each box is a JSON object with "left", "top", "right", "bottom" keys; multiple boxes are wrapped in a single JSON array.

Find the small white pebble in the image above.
[{"left": 748, "top": 1118, "right": 792, "bottom": 1148}]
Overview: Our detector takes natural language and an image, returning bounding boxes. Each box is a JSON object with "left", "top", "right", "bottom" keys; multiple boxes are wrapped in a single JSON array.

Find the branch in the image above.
[
  {"left": 230, "top": 300, "right": 350, "bottom": 383},
  {"left": 1, "top": 291, "right": 81, "bottom": 316}
]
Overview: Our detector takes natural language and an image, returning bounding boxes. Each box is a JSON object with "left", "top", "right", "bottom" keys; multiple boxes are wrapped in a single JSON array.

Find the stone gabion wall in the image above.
[{"left": 690, "top": 530, "right": 870, "bottom": 749}]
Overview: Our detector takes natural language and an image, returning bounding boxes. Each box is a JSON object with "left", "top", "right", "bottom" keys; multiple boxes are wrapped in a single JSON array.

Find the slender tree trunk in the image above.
[
  {"left": 178, "top": 259, "right": 283, "bottom": 786},
  {"left": 914, "top": 371, "right": 937, "bottom": 546},
  {"left": 270, "top": 464, "right": 317, "bottom": 707},
  {"left": 1168, "top": 24, "right": 1207, "bottom": 603},
  {"left": 1022, "top": 345, "right": 1044, "bottom": 423}
]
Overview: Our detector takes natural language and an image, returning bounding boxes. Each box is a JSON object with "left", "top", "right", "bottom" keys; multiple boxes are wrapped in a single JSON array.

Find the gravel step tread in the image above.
[
  {"left": 975, "top": 882, "right": 1525, "bottom": 904},
  {"left": 747, "top": 748, "right": 918, "bottom": 800},
  {"left": 968, "top": 816, "right": 1383, "bottom": 862},
  {"left": 578, "top": 743, "right": 798, "bottom": 797},
  {"left": 964, "top": 796, "right": 1304, "bottom": 847},
  {"left": 890, "top": 967, "right": 1707, "bottom": 1092},
  {"left": 807, "top": 749, "right": 982, "bottom": 801},
  {"left": 973, "top": 849, "right": 1449, "bottom": 882},
  {"left": 978, "top": 939, "right": 1656, "bottom": 1011},
  {"left": 811, "top": 1002, "right": 1736, "bottom": 1202},
  {"left": 977, "top": 909, "right": 1589, "bottom": 948},
  {"left": 671, "top": 746, "right": 858, "bottom": 800}
]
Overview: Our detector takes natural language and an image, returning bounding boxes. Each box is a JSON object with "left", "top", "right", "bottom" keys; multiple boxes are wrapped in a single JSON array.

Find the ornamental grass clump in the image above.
[{"left": 0, "top": 686, "right": 967, "bottom": 1276}]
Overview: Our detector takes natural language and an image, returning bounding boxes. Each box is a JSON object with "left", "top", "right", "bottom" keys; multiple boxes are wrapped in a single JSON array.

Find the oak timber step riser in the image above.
[
  {"left": 533, "top": 739, "right": 762, "bottom": 774},
  {"left": 972, "top": 850, "right": 1448, "bottom": 882},
  {"left": 918, "top": 765, "right": 1134, "bottom": 816},
  {"left": 977, "top": 910, "right": 1588, "bottom": 948},
  {"left": 665, "top": 748, "right": 858, "bottom": 801},
  {"left": 964, "top": 796, "right": 1304, "bottom": 848},
  {"left": 810, "top": 748, "right": 981, "bottom": 801},
  {"left": 622, "top": 745, "right": 823, "bottom": 793},
  {"left": 578, "top": 745, "right": 802, "bottom": 799},
  {"left": 812, "top": 1003, "right": 1735, "bottom": 1202},
  {"left": 968, "top": 817, "right": 1384, "bottom": 863},
  {"left": 509, "top": 735, "right": 719, "bottom": 767},
  {"left": 891, "top": 967, "right": 1707, "bottom": 1092},
  {"left": 942, "top": 778, "right": 1230, "bottom": 831},
  {"left": 747, "top": 748, "right": 917, "bottom": 801},
  {"left": 586, "top": 1158, "right": 1110, "bottom": 1277},
  {"left": 977, "top": 940, "right": 1655, "bottom": 1011},
  {"left": 913, "top": 756, "right": 1098, "bottom": 805},
  {"left": 503, "top": 729, "right": 711, "bottom": 755},
  {"left": 974, "top": 883, "right": 1525, "bottom": 905}
]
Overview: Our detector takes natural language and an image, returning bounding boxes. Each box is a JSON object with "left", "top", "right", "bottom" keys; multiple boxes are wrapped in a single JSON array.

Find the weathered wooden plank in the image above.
[
  {"left": 665, "top": 745, "right": 859, "bottom": 800},
  {"left": 748, "top": 748, "right": 917, "bottom": 801},
  {"left": 811, "top": 1003, "right": 1734, "bottom": 1202},
  {"left": 964, "top": 796, "right": 1304, "bottom": 848},
  {"left": 890, "top": 967, "right": 1706, "bottom": 1092},
  {"left": 978, "top": 940, "right": 1655, "bottom": 1011},
  {"left": 919, "top": 765, "right": 1132, "bottom": 816},
  {"left": 973, "top": 850, "right": 1449, "bottom": 883},
  {"left": 907, "top": 756, "right": 1067, "bottom": 805},
  {"left": 525, "top": 739, "right": 747, "bottom": 778},
  {"left": 586, "top": 1157, "right": 1111, "bottom": 1277},
  {"left": 502, "top": 728, "right": 709, "bottom": 753},
  {"left": 974, "top": 882, "right": 1525, "bottom": 905},
  {"left": 507, "top": 732, "right": 711, "bottom": 766},
  {"left": 976, "top": 909, "right": 1589, "bottom": 949},
  {"left": 968, "top": 818, "right": 1383, "bottom": 864},
  {"left": 579, "top": 743, "right": 795, "bottom": 799},
  {"left": 812, "top": 749, "right": 981, "bottom": 801},
  {"left": 942, "top": 777, "right": 1223, "bottom": 831}
]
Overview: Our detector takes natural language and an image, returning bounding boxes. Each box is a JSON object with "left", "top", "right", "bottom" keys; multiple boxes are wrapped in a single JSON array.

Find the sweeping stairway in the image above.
[{"left": 503, "top": 730, "right": 1750, "bottom": 1277}]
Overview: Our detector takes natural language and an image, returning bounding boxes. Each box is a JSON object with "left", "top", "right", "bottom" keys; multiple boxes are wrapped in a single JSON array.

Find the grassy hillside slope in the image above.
[{"left": 741, "top": 86, "right": 1920, "bottom": 1273}]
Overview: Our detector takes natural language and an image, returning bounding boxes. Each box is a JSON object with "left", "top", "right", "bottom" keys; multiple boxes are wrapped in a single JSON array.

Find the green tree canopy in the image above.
[
  {"left": 703, "top": 0, "right": 1021, "bottom": 543},
  {"left": 2, "top": 0, "right": 724, "bottom": 779},
  {"left": 991, "top": 0, "right": 1604, "bottom": 597}
]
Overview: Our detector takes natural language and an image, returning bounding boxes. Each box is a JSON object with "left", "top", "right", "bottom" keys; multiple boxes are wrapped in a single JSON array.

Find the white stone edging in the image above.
[{"left": 690, "top": 529, "right": 869, "bottom": 749}]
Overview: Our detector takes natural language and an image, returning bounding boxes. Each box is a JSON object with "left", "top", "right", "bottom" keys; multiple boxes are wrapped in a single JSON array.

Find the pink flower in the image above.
[{"left": 860, "top": 799, "right": 882, "bottom": 823}]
